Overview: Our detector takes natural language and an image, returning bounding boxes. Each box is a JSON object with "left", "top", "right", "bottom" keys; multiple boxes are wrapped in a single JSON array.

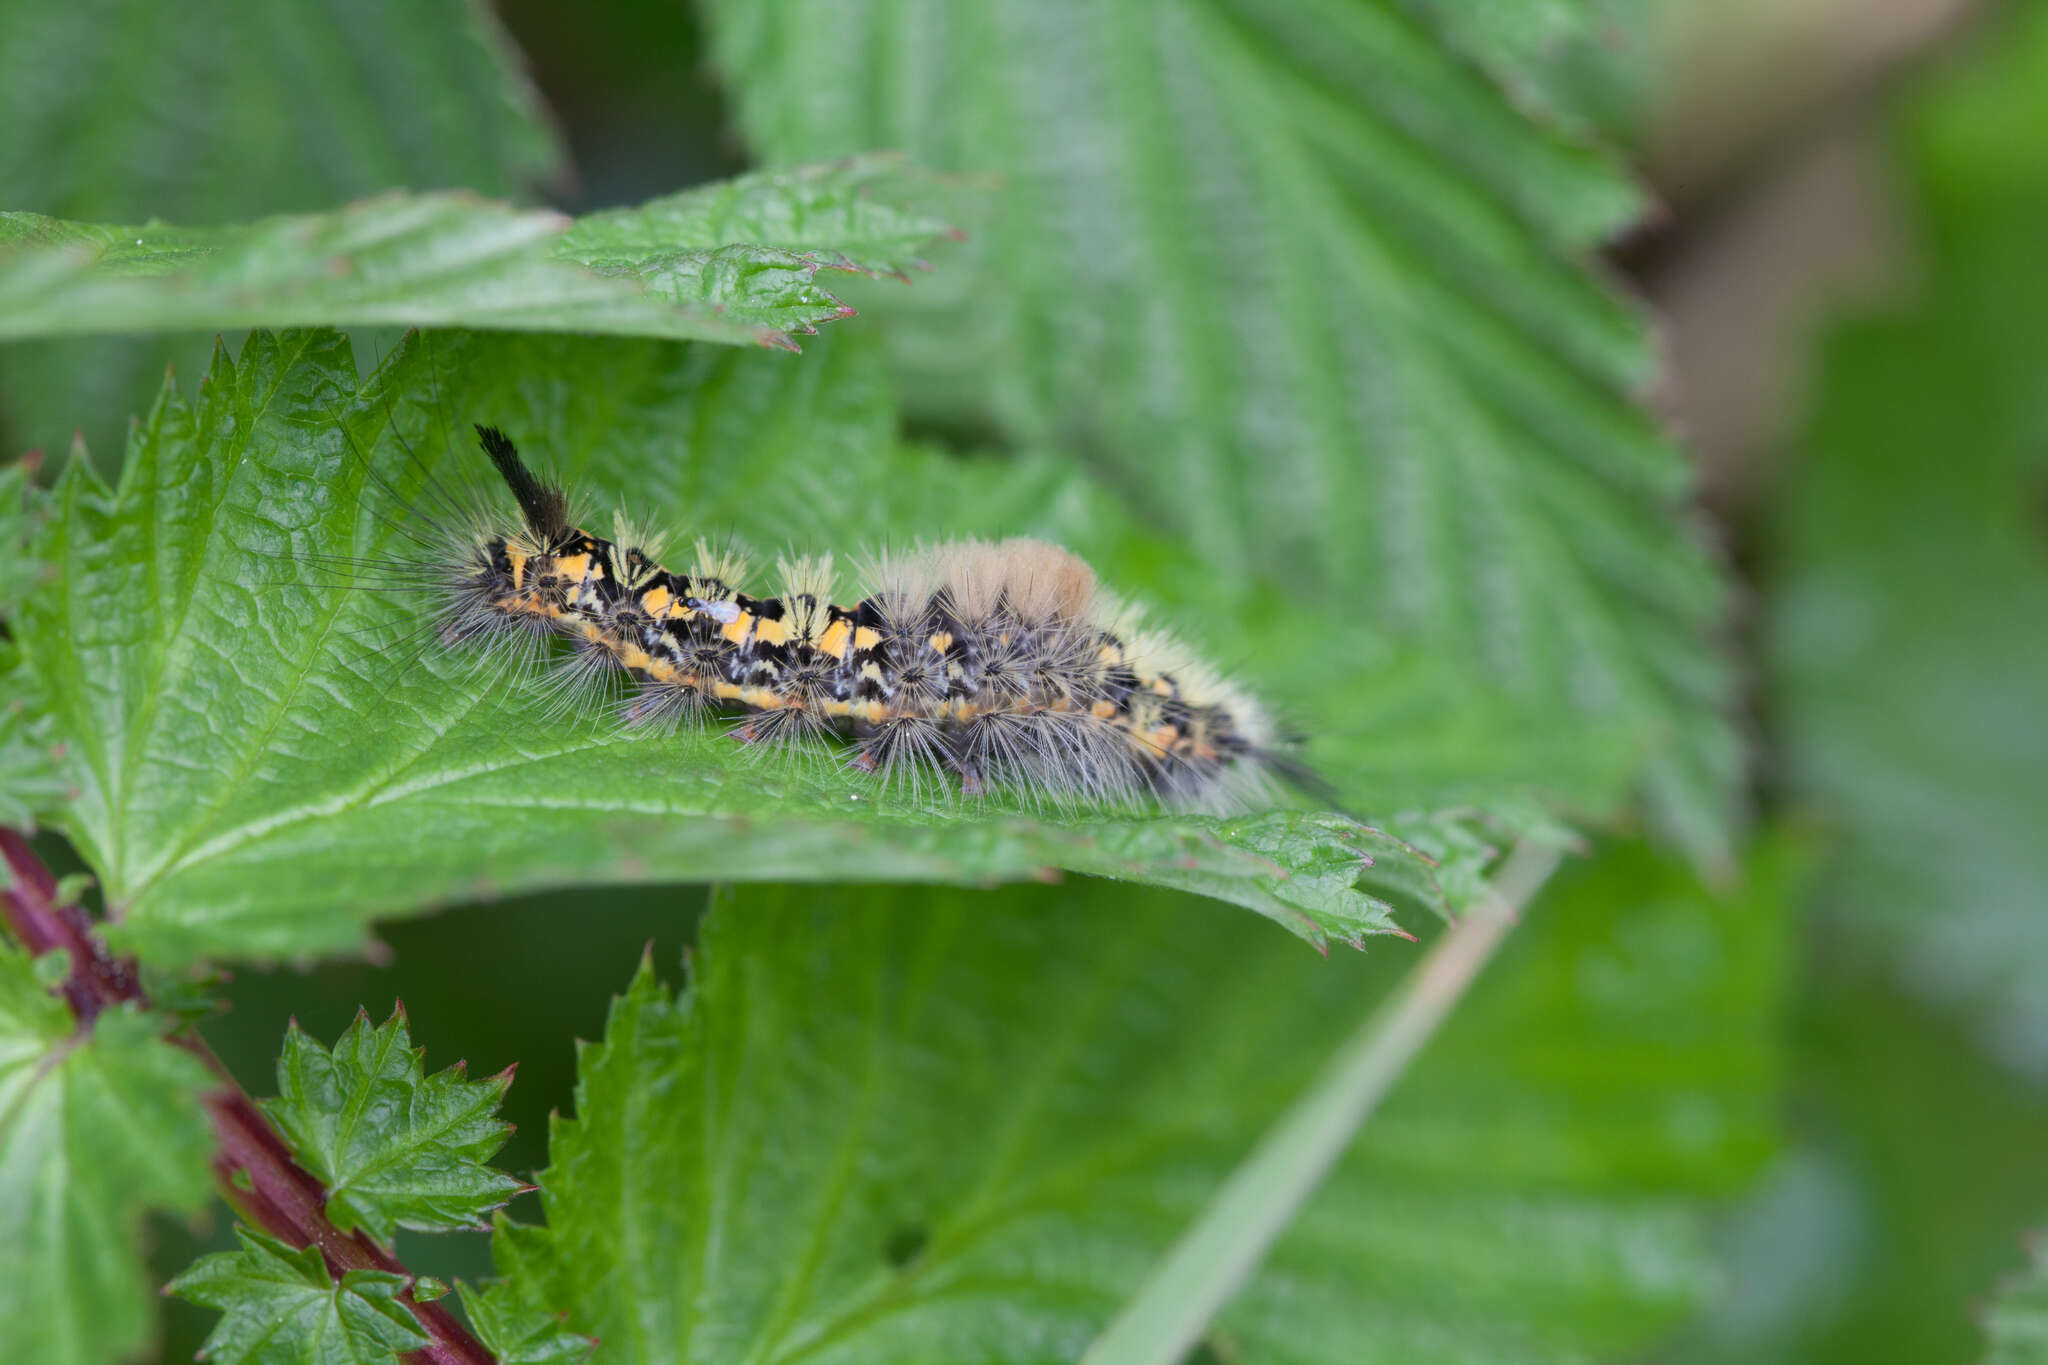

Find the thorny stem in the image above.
[
  {"left": 1079, "top": 839, "right": 1566, "bottom": 1365},
  {"left": 0, "top": 829, "right": 496, "bottom": 1365}
]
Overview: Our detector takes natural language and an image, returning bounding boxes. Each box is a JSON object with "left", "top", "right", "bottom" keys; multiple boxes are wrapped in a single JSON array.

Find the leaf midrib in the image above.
[
  {"left": 322, "top": 1020, "right": 405, "bottom": 1204},
  {"left": 130, "top": 387, "right": 558, "bottom": 901},
  {"left": 114, "top": 331, "right": 318, "bottom": 901}
]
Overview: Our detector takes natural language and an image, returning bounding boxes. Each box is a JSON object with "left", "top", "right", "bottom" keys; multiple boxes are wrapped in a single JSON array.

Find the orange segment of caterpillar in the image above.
[{"left": 433, "top": 424, "right": 1300, "bottom": 810}]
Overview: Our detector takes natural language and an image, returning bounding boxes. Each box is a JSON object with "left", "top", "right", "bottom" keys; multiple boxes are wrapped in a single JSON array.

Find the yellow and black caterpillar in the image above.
[{"left": 383, "top": 424, "right": 1298, "bottom": 811}]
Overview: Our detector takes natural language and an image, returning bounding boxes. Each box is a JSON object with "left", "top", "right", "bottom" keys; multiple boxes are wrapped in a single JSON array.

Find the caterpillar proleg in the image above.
[{"left": 356, "top": 422, "right": 1304, "bottom": 813}]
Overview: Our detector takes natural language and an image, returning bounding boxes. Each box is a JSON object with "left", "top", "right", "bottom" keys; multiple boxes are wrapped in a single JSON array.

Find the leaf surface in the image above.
[
  {"left": 0, "top": 0, "right": 565, "bottom": 465},
  {"left": 0, "top": 943, "right": 216, "bottom": 1365},
  {"left": 494, "top": 837, "right": 1793, "bottom": 1362},
  {"left": 14, "top": 327, "right": 1455, "bottom": 965},
  {"left": 0, "top": 701, "right": 68, "bottom": 831},
  {"left": 1, "top": 460, "right": 70, "bottom": 828},
  {"left": 260, "top": 1007, "right": 525, "bottom": 1244},
  {"left": 456, "top": 1279, "right": 596, "bottom": 1365},
  {"left": 0, "top": 455, "right": 43, "bottom": 612},
  {"left": 166, "top": 1226, "right": 430, "bottom": 1365},
  {"left": 1405, "top": 0, "right": 1663, "bottom": 142},
  {"left": 703, "top": 0, "right": 1737, "bottom": 862},
  {"left": 0, "top": 159, "right": 958, "bottom": 352}
]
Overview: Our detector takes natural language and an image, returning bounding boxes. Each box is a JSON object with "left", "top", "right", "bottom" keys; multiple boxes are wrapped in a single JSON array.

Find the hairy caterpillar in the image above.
[{"left": 351, "top": 421, "right": 1308, "bottom": 813}]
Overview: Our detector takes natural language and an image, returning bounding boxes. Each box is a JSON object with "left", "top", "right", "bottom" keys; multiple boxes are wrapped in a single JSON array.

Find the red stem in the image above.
[
  {"left": 0, "top": 828, "right": 141, "bottom": 1019},
  {"left": 0, "top": 829, "right": 495, "bottom": 1365}
]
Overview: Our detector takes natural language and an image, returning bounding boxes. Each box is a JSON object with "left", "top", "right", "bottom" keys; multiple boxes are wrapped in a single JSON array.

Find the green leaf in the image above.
[
  {"left": 1764, "top": 4, "right": 2048, "bottom": 1078},
  {"left": 493, "top": 837, "right": 1793, "bottom": 1362},
  {"left": 166, "top": 1225, "right": 430, "bottom": 1365},
  {"left": 559, "top": 158, "right": 964, "bottom": 340},
  {"left": 0, "top": 699, "right": 70, "bottom": 831},
  {"left": 259, "top": 1005, "right": 525, "bottom": 1245},
  {"left": 0, "top": 459, "right": 69, "bottom": 828},
  {"left": 703, "top": 0, "right": 1737, "bottom": 864},
  {"left": 1405, "top": 0, "right": 1667, "bottom": 144},
  {"left": 0, "top": 454, "right": 44, "bottom": 612},
  {"left": 0, "top": 943, "right": 216, "bottom": 1365},
  {"left": 0, "top": 158, "right": 956, "bottom": 352},
  {"left": 0, "top": 0, "right": 566, "bottom": 468},
  {"left": 457, "top": 1279, "right": 596, "bottom": 1365},
  {"left": 1984, "top": 1236, "right": 2048, "bottom": 1363},
  {"left": 14, "top": 326, "right": 1448, "bottom": 966},
  {"left": 0, "top": 0, "right": 560, "bottom": 225},
  {"left": 1080, "top": 840, "right": 1563, "bottom": 1365}
]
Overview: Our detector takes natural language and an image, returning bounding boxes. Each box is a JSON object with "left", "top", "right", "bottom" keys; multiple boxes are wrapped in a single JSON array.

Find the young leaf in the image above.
[
  {"left": 1984, "top": 1236, "right": 2048, "bottom": 1364},
  {"left": 703, "top": 0, "right": 1738, "bottom": 865},
  {"left": 457, "top": 1279, "right": 596, "bottom": 1365},
  {"left": 492, "top": 838, "right": 1794, "bottom": 1362},
  {"left": 13, "top": 326, "right": 1448, "bottom": 966},
  {"left": 0, "top": 943, "right": 216, "bottom": 1365},
  {"left": 0, "top": 0, "right": 566, "bottom": 466},
  {"left": 259, "top": 1006, "right": 525, "bottom": 1244},
  {"left": 166, "top": 1226, "right": 430, "bottom": 1365},
  {"left": 0, "top": 157, "right": 957, "bottom": 352},
  {"left": 1765, "top": 5, "right": 2048, "bottom": 1079}
]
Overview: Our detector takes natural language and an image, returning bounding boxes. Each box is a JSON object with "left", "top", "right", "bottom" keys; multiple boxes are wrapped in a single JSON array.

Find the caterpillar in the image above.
[{"left": 352, "top": 421, "right": 1305, "bottom": 813}]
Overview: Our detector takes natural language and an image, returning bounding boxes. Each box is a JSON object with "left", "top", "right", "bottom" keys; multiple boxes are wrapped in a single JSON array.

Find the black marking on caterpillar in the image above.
[{"left": 329, "top": 423, "right": 1315, "bottom": 813}]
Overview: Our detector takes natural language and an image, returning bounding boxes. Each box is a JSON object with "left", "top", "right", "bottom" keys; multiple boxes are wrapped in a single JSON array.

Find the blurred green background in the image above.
[{"left": 6, "top": 0, "right": 2047, "bottom": 1361}]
